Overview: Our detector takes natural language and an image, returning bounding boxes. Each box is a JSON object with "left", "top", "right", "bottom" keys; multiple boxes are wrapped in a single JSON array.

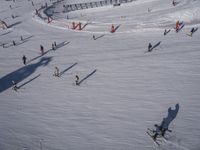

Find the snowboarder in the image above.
[
  {"left": 148, "top": 43, "right": 152, "bottom": 52},
  {"left": 75, "top": 75, "right": 79, "bottom": 85},
  {"left": 22, "top": 55, "right": 27, "bottom": 65},
  {"left": 12, "top": 80, "right": 18, "bottom": 91},
  {"left": 188, "top": 27, "right": 197, "bottom": 36},
  {"left": 54, "top": 66, "right": 60, "bottom": 77},
  {"left": 40, "top": 45, "right": 44, "bottom": 55}
]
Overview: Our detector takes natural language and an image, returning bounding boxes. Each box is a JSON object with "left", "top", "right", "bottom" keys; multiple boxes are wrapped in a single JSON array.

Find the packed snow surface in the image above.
[{"left": 0, "top": 0, "right": 200, "bottom": 150}]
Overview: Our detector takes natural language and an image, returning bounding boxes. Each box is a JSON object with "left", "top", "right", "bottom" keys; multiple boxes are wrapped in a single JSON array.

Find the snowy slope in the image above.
[{"left": 0, "top": 0, "right": 200, "bottom": 150}]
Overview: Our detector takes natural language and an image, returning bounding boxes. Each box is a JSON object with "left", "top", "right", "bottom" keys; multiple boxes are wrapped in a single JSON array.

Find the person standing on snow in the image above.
[
  {"left": 12, "top": 80, "right": 18, "bottom": 91},
  {"left": 52, "top": 43, "right": 55, "bottom": 50},
  {"left": 148, "top": 43, "right": 152, "bottom": 52},
  {"left": 22, "top": 55, "right": 27, "bottom": 65},
  {"left": 40, "top": 45, "right": 44, "bottom": 55},
  {"left": 54, "top": 66, "right": 60, "bottom": 77},
  {"left": 75, "top": 75, "right": 79, "bottom": 85},
  {"left": 176, "top": 21, "right": 180, "bottom": 31},
  {"left": 92, "top": 35, "right": 96, "bottom": 40}
]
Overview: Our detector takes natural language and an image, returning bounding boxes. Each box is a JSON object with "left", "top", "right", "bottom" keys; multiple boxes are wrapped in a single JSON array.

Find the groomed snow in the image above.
[{"left": 0, "top": 0, "right": 200, "bottom": 150}]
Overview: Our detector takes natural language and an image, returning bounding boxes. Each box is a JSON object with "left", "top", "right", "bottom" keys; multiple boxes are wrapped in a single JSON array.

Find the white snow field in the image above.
[{"left": 0, "top": 0, "right": 200, "bottom": 149}]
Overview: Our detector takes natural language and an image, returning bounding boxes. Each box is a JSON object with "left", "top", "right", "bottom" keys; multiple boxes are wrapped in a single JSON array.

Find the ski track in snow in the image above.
[{"left": 0, "top": 0, "right": 200, "bottom": 150}]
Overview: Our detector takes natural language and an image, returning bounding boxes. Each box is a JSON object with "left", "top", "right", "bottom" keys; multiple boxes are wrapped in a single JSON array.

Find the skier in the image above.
[
  {"left": 164, "top": 29, "right": 167, "bottom": 35},
  {"left": 92, "top": 35, "right": 95, "bottom": 40},
  {"left": 75, "top": 75, "right": 79, "bottom": 85},
  {"left": 175, "top": 20, "right": 180, "bottom": 32},
  {"left": 22, "top": 55, "right": 27, "bottom": 65},
  {"left": 13, "top": 40, "right": 16, "bottom": 46},
  {"left": 148, "top": 43, "right": 152, "bottom": 52},
  {"left": 111, "top": 24, "right": 115, "bottom": 33},
  {"left": 35, "top": 9, "right": 38, "bottom": 15},
  {"left": 190, "top": 27, "right": 195, "bottom": 34},
  {"left": 40, "top": 45, "right": 44, "bottom": 55},
  {"left": 172, "top": 0, "right": 176, "bottom": 6},
  {"left": 52, "top": 43, "right": 55, "bottom": 50},
  {"left": 54, "top": 41, "right": 57, "bottom": 47},
  {"left": 54, "top": 66, "right": 60, "bottom": 77},
  {"left": 12, "top": 80, "right": 18, "bottom": 91},
  {"left": 20, "top": 36, "right": 23, "bottom": 41},
  {"left": 152, "top": 119, "right": 166, "bottom": 140}
]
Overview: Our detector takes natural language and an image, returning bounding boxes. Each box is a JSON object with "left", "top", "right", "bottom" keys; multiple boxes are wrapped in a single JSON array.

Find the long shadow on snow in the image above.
[
  {"left": 0, "top": 57, "right": 52, "bottom": 93},
  {"left": 152, "top": 41, "right": 162, "bottom": 50},
  {"left": 7, "top": 21, "right": 22, "bottom": 28},
  {"left": 18, "top": 74, "right": 41, "bottom": 89},
  {"left": 94, "top": 34, "right": 105, "bottom": 40},
  {"left": 158, "top": 103, "right": 179, "bottom": 130},
  {"left": 28, "top": 49, "right": 52, "bottom": 64},
  {"left": 59, "top": 63, "right": 78, "bottom": 76},
  {"left": 23, "top": 35, "right": 34, "bottom": 41},
  {"left": 78, "top": 69, "right": 97, "bottom": 85},
  {"left": 0, "top": 31, "right": 12, "bottom": 37},
  {"left": 55, "top": 41, "right": 70, "bottom": 50}
]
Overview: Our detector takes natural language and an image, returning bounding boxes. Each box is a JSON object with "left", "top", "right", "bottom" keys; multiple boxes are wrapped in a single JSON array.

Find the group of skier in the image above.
[{"left": 53, "top": 66, "right": 80, "bottom": 85}]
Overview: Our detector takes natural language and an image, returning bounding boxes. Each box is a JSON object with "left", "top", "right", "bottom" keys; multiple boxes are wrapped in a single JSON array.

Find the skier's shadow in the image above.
[
  {"left": 59, "top": 62, "right": 78, "bottom": 76},
  {"left": 162, "top": 103, "right": 180, "bottom": 130},
  {"left": 54, "top": 41, "right": 70, "bottom": 50},
  {"left": 94, "top": 34, "right": 105, "bottom": 40},
  {"left": 81, "top": 23, "right": 89, "bottom": 30},
  {"left": 152, "top": 41, "right": 162, "bottom": 50},
  {"left": 152, "top": 41, "right": 161, "bottom": 50},
  {"left": 28, "top": 49, "right": 52, "bottom": 64},
  {"left": 0, "top": 31, "right": 13, "bottom": 37},
  {"left": 23, "top": 35, "right": 34, "bottom": 41},
  {"left": 18, "top": 74, "right": 41, "bottom": 89},
  {"left": 7, "top": 21, "right": 22, "bottom": 28},
  {"left": 0, "top": 57, "right": 52, "bottom": 93},
  {"left": 77, "top": 69, "right": 97, "bottom": 85}
]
